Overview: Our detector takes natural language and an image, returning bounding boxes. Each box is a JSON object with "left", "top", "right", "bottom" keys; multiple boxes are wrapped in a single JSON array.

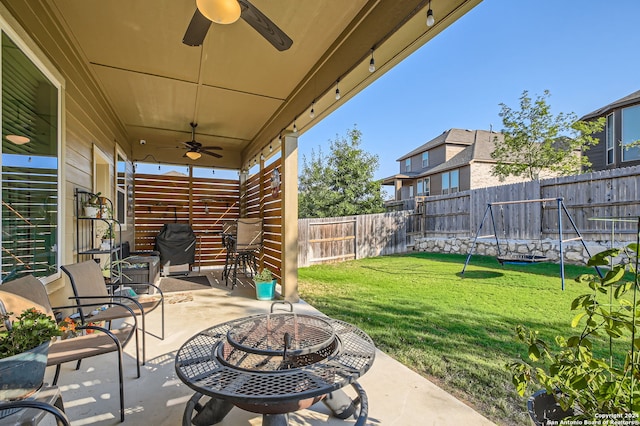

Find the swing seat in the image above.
[{"left": 497, "top": 254, "right": 550, "bottom": 265}]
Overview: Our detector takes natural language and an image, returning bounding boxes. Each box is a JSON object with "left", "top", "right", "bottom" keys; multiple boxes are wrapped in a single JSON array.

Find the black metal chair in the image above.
[
  {"left": 61, "top": 259, "right": 164, "bottom": 365},
  {"left": 221, "top": 220, "right": 237, "bottom": 283},
  {"left": 225, "top": 218, "right": 263, "bottom": 289},
  {"left": 0, "top": 399, "right": 70, "bottom": 426},
  {"left": 0, "top": 275, "right": 139, "bottom": 422}
]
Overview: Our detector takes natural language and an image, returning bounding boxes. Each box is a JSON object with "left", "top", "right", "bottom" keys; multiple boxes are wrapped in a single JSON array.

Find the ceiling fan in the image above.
[
  {"left": 183, "top": 0, "right": 293, "bottom": 51},
  {"left": 182, "top": 122, "right": 223, "bottom": 160}
]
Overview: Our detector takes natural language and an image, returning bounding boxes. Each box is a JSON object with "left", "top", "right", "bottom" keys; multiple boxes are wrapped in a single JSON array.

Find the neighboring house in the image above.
[
  {"left": 382, "top": 128, "right": 526, "bottom": 202},
  {"left": 580, "top": 89, "right": 640, "bottom": 171}
]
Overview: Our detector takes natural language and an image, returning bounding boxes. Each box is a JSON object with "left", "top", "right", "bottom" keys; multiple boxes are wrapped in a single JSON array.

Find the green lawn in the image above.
[{"left": 297, "top": 252, "right": 609, "bottom": 426}]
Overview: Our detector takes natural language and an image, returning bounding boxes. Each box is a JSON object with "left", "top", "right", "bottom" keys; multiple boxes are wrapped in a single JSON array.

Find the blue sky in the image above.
[{"left": 298, "top": 0, "right": 640, "bottom": 181}]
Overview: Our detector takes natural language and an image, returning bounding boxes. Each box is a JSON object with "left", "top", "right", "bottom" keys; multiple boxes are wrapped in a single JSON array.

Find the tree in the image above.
[
  {"left": 491, "top": 90, "right": 605, "bottom": 181},
  {"left": 299, "top": 127, "right": 385, "bottom": 218}
]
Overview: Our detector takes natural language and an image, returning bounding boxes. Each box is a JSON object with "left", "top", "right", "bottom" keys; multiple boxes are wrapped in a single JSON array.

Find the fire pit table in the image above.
[{"left": 175, "top": 302, "right": 376, "bottom": 426}]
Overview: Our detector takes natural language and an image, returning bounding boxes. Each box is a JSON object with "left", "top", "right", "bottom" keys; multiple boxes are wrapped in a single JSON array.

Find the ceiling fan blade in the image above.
[
  {"left": 238, "top": 0, "right": 293, "bottom": 51},
  {"left": 183, "top": 9, "right": 212, "bottom": 46},
  {"left": 201, "top": 150, "right": 223, "bottom": 158},
  {"left": 198, "top": 145, "right": 222, "bottom": 150}
]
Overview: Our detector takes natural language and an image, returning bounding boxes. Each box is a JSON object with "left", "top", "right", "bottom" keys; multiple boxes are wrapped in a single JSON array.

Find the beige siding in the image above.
[
  {"left": 469, "top": 162, "right": 527, "bottom": 189},
  {"left": 445, "top": 145, "right": 466, "bottom": 160}
]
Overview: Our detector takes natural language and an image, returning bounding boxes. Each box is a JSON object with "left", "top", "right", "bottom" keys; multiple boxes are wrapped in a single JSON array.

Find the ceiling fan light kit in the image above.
[
  {"left": 186, "top": 150, "right": 202, "bottom": 160},
  {"left": 179, "top": 122, "right": 223, "bottom": 160},
  {"left": 196, "top": 0, "right": 241, "bottom": 24},
  {"left": 5, "top": 134, "right": 30, "bottom": 145}
]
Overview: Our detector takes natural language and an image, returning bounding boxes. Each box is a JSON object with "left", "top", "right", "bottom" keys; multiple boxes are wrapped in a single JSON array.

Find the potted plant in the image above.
[
  {"left": 253, "top": 268, "right": 276, "bottom": 301},
  {"left": 0, "top": 308, "right": 62, "bottom": 400},
  {"left": 507, "top": 244, "right": 640, "bottom": 422},
  {"left": 101, "top": 258, "right": 132, "bottom": 284},
  {"left": 100, "top": 225, "right": 116, "bottom": 250},
  {"left": 82, "top": 192, "right": 102, "bottom": 218}
]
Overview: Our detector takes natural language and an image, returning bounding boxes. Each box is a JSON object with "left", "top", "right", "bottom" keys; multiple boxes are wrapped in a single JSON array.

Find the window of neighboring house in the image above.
[
  {"left": 408, "top": 184, "right": 414, "bottom": 198},
  {"left": 421, "top": 152, "right": 429, "bottom": 168},
  {"left": 416, "top": 179, "right": 423, "bottom": 196},
  {"left": 441, "top": 172, "right": 450, "bottom": 195},
  {"left": 442, "top": 169, "right": 459, "bottom": 195},
  {"left": 1, "top": 32, "right": 61, "bottom": 283},
  {"left": 450, "top": 169, "right": 459, "bottom": 193},
  {"left": 606, "top": 113, "right": 614, "bottom": 165},
  {"left": 423, "top": 177, "right": 430, "bottom": 196},
  {"left": 404, "top": 158, "right": 411, "bottom": 172},
  {"left": 621, "top": 105, "right": 640, "bottom": 162}
]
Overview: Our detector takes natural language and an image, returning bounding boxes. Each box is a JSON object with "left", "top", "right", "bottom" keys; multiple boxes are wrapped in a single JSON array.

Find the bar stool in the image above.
[
  {"left": 221, "top": 220, "right": 237, "bottom": 283},
  {"left": 225, "top": 218, "right": 263, "bottom": 289}
]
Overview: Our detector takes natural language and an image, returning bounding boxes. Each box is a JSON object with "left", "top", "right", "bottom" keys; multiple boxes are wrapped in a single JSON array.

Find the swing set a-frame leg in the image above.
[{"left": 462, "top": 204, "right": 496, "bottom": 275}]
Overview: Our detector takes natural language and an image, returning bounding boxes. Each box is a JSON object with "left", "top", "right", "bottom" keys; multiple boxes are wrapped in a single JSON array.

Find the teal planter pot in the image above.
[
  {"left": 255, "top": 279, "right": 276, "bottom": 300},
  {"left": 0, "top": 341, "right": 50, "bottom": 402}
]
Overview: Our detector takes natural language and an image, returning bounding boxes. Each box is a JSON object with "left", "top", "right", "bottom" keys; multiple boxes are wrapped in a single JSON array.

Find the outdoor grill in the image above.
[
  {"left": 175, "top": 302, "right": 376, "bottom": 426},
  {"left": 155, "top": 223, "right": 196, "bottom": 273}
]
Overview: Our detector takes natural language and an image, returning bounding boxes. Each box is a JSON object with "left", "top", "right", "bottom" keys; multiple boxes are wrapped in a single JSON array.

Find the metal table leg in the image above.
[{"left": 183, "top": 393, "right": 234, "bottom": 426}]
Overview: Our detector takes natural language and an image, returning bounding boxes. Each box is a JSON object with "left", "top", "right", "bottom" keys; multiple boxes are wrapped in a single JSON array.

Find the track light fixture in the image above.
[
  {"left": 310, "top": 101, "right": 315, "bottom": 118},
  {"left": 335, "top": 80, "right": 341, "bottom": 100},
  {"left": 293, "top": 117, "right": 298, "bottom": 133},
  {"left": 426, "top": 0, "right": 435, "bottom": 27},
  {"left": 369, "top": 49, "right": 375, "bottom": 73}
]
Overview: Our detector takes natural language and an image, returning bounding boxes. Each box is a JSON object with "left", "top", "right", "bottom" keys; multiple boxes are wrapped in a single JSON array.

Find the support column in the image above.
[
  {"left": 239, "top": 170, "right": 248, "bottom": 217},
  {"left": 281, "top": 132, "right": 299, "bottom": 302}
]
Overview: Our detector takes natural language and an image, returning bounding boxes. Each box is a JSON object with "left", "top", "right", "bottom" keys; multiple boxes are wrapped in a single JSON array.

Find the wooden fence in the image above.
[
  {"left": 297, "top": 211, "right": 414, "bottom": 267},
  {"left": 133, "top": 158, "right": 282, "bottom": 272},
  {"left": 133, "top": 165, "right": 639, "bottom": 270},
  {"left": 416, "top": 165, "right": 640, "bottom": 242},
  {"left": 298, "top": 165, "right": 640, "bottom": 267}
]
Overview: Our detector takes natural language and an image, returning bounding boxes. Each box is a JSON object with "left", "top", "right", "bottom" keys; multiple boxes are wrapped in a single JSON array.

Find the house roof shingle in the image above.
[{"left": 580, "top": 89, "right": 640, "bottom": 120}]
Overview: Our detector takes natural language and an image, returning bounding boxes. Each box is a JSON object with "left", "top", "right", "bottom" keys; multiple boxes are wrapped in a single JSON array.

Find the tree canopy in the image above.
[
  {"left": 491, "top": 90, "right": 605, "bottom": 181},
  {"left": 298, "top": 127, "right": 385, "bottom": 218}
]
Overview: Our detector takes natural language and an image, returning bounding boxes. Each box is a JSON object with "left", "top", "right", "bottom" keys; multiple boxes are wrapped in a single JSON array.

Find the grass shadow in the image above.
[{"left": 457, "top": 270, "right": 503, "bottom": 279}]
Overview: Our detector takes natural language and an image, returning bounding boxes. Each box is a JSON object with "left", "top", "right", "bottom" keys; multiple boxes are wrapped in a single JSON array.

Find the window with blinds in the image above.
[{"left": 1, "top": 32, "right": 60, "bottom": 283}]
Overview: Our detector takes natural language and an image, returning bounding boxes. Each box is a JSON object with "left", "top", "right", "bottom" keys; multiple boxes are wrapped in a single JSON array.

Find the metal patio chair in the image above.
[
  {"left": 225, "top": 218, "right": 263, "bottom": 289},
  {"left": 0, "top": 275, "right": 139, "bottom": 422},
  {"left": 61, "top": 259, "right": 164, "bottom": 365}
]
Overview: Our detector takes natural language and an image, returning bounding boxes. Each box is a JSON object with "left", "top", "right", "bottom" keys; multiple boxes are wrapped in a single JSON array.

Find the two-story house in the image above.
[
  {"left": 580, "top": 89, "right": 640, "bottom": 171},
  {"left": 382, "top": 128, "right": 525, "bottom": 202}
]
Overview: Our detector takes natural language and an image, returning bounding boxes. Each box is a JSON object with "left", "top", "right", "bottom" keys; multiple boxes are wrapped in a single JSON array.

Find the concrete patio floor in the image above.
[{"left": 43, "top": 271, "right": 496, "bottom": 425}]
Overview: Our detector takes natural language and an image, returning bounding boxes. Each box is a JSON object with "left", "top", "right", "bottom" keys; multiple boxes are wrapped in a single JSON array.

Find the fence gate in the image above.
[{"left": 306, "top": 219, "right": 356, "bottom": 264}]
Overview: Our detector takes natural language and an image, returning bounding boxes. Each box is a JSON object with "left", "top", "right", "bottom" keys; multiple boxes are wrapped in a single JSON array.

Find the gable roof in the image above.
[
  {"left": 580, "top": 89, "right": 640, "bottom": 120},
  {"left": 397, "top": 128, "right": 498, "bottom": 161},
  {"left": 382, "top": 129, "right": 502, "bottom": 183},
  {"left": 419, "top": 130, "right": 501, "bottom": 175}
]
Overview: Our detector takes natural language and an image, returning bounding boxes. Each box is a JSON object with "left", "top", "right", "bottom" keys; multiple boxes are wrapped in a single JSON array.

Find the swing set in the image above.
[{"left": 461, "top": 197, "right": 599, "bottom": 289}]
